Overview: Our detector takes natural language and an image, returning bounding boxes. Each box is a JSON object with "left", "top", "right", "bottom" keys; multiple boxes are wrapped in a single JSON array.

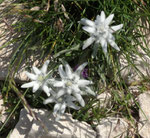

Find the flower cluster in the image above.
[
  {"left": 80, "top": 11, "right": 123, "bottom": 55},
  {"left": 21, "top": 11, "right": 123, "bottom": 120},
  {"left": 21, "top": 61, "right": 95, "bottom": 120},
  {"left": 21, "top": 60, "right": 53, "bottom": 97}
]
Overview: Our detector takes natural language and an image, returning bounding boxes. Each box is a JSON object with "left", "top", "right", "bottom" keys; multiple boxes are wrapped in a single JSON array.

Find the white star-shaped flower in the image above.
[
  {"left": 44, "top": 94, "right": 80, "bottom": 121},
  {"left": 52, "top": 62, "right": 95, "bottom": 107},
  {"left": 21, "top": 60, "right": 52, "bottom": 96},
  {"left": 80, "top": 11, "right": 123, "bottom": 54}
]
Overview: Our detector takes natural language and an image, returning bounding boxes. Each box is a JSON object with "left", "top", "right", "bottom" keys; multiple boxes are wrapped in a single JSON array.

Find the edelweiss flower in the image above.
[
  {"left": 80, "top": 11, "right": 123, "bottom": 54},
  {"left": 44, "top": 94, "right": 80, "bottom": 121},
  {"left": 21, "top": 60, "right": 52, "bottom": 96},
  {"left": 52, "top": 62, "right": 95, "bottom": 107}
]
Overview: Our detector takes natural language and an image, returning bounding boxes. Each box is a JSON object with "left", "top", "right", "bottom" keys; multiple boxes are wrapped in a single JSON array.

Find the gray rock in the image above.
[
  {"left": 0, "top": 0, "right": 40, "bottom": 82},
  {"left": 91, "top": 92, "right": 112, "bottom": 126},
  {"left": 96, "top": 117, "right": 128, "bottom": 138},
  {"left": 138, "top": 92, "right": 150, "bottom": 138},
  {"left": 0, "top": 0, "right": 25, "bottom": 81},
  {"left": 10, "top": 108, "right": 96, "bottom": 138},
  {"left": 92, "top": 92, "right": 111, "bottom": 111},
  {"left": 119, "top": 16, "right": 150, "bottom": 85},
  {"left": 119, "top": 54, "right": 150, "bottom": 84},
  {"left": 0, "top": 98, "right": 8, "bottom": 125}
]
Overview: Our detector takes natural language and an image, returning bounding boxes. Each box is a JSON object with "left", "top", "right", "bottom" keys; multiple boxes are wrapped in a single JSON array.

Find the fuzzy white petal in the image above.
[
  {"left": 59, "top": 65, "right": 66, "bottom": 79},
  {"left": 53, "top": 81, "right": 64, "bottom": 87},
  {"left": 78, "top": 80, "right": 92, "bottom": 87},
  {"left": 21, "top": 81, "right": 36, "bottom": 88},
  {"left": 60, "top": 103, "right": 66, "bottom": 114},
  {"left": 56, "top": 89, "right": 66, "bottom": 98},
  {"left": 72, "top": 85, "right": 80, "bottom": 93},
  {"left": 105, "top": 14, "right": 114, "bottom": 25},
  {"left": 85, "top": 87, "right": 95, "bottom": 96},
  {"left": 73, "top": 93, "right": 85, "bottom": 107},
  {"left": 111, "top": 24, "right": 123, "bottom": 33},
  {"left": 100, "top": 38, "right": 107, "bottom": 54},
  {"left": 67, "top": 95, "right": 77, "bottom": 102},
  {"left": 95, "top": 15, "right": 101, "bottom": 25},
  {"left": 67, "top": 101, "right": 80, "bottom": 110},
  {"left": 65, "top": 64, "right": 73, "bottom": 79},
  {"left": 42, "top": 85, "right": 50, "bottom": 96},
  {"left": 108, "top": 39, "right": 120, "bottom": 51},
  {"left": 43, "top": 97, "right": 55, "bottom": 104},
  {"left": 67, "top": 88, "right": 72, "bottom": 94},
  {"left": 100, "top": 11, "right": 106, "bottom": 22},
  {"left": 80, "top": 18, "right": 95, "bottom": 27},
  {"left": 26, "top": 72, "right": 37, "bottom": 80},
  {"left": 32, "top": 66, "right": 41, "bottom": 75},
  {"left": 82, "top": 37, "right": 95, "bottom": 50},
  {"left": 108, "top": 33, "right": 115, "bottom": 40},
  {"left": 41, "top": 60, "right": 50, "bottom": 74},
  {"left": 82, "top": 26, "right": 95, "bottom": 34},
  {"left": 75, "top": 62, "right": 87, "bottom": 76},
  {"left": 53, "top": 103, "right": 61, "bottom": 114},
  {"left": 32, "top": 83, "right": 40, "bottom": 92}
]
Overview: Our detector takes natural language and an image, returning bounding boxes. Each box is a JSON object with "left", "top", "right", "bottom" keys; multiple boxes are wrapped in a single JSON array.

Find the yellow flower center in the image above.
[
  {"left": 66, "top": 81, "right": 72, "bottom": 87},
  {"left": 57, "top": 97, "right": 63, "bottom": 103},
  {"left": 38, "top": 75, "right": 45, "bottom": 82}
]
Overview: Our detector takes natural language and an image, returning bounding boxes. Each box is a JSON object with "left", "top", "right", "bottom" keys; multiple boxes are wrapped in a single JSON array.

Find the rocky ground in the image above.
[{"left": 1, "top": 90, "right": 150, "bottom": 137}]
